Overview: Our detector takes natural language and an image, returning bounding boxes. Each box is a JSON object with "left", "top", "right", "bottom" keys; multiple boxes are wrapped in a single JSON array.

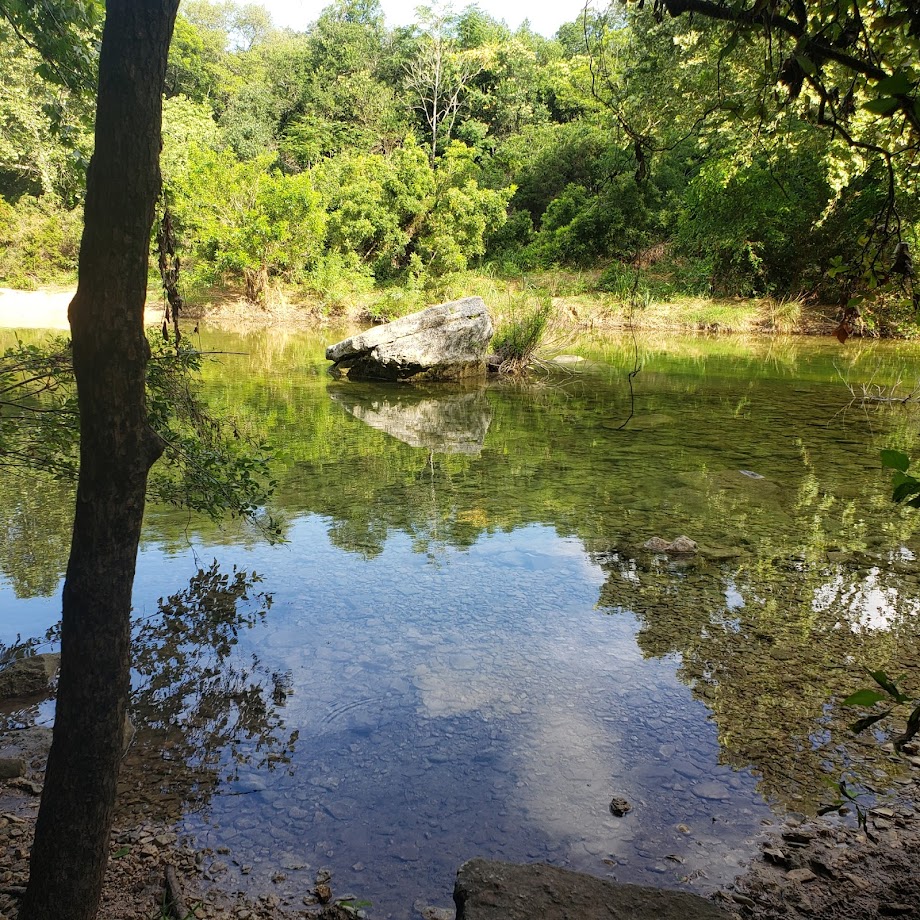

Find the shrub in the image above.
[
  {"left": 171, "top": 148, "right": 326, "bottom": 302},
  {"left": 0, "top": 197, "right": 82, "bottom": 289}
]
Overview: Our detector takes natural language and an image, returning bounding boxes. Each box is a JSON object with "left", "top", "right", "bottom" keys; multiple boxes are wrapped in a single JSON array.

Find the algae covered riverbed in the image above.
[{"left": 2, "top": 329, "right": 920, "bottom": 917}]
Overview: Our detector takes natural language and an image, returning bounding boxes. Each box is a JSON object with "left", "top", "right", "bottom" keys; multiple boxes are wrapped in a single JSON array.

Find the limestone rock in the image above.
[
  {"left": 642, "top": 536, "right": 698, "bottom": 555},
  {"left": 454, "top": 858, "right": 729, "bottom": 920},
  {"left": 0, "top": 653, "right": 60, "bottom": 701},
  {"left": 326, "top": 298, "right": 493, "bottom": 381}
]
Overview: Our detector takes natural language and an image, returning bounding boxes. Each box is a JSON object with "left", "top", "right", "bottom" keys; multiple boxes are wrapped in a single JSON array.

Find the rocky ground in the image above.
[
  {"left": 0, "top": 720, "right": 364, "bottom": 920},
  {"left": 717, "top": 783, "right": 920, "bottom": 920},
  {"left": 1, "top": 728, "right": 918, "bottom": 920}
]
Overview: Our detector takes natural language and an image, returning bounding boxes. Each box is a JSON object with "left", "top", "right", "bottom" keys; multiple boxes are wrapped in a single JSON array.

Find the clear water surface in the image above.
[{"left": 3, "top": 327, "right": 920, "bottom": 917}]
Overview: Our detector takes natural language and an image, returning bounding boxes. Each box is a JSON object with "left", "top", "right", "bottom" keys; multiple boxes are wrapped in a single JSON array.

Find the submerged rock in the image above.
[
  {"left": 643, "top": 536, "right": 698, "bottom": 555},
  {"left": 454, "top": 858, "right": 728, "bottom": 920},
  {"left": 0, "top": 653, "right": 60, "bottom": 701},
  {"left": 326, "top": 297, "right": 493, "bottom": 381}
]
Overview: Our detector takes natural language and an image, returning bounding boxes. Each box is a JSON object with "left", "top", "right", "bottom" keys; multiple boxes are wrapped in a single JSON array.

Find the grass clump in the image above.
[{"left": 491, "top": 294, "right": 554, "bottom": 375}]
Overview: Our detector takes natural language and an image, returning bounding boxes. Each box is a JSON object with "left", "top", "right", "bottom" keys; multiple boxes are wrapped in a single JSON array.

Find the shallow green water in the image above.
[{"left": 3, "top": 328, "right": 920, "bottom": 917}]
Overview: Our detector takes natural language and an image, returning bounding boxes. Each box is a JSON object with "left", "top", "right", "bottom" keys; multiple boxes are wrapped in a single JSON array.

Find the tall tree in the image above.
[
  {"left": 18, "top": 2, "right": 179, "bottom": 919},
  {"left": 627, "top": 0, "right": 919, "bottom": 298},
  {"left": 404, "top": 5, "right": 481, "bottom": 162}
]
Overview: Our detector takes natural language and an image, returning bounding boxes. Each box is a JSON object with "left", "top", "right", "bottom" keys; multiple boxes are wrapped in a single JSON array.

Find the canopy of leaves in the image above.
[{"left": 0, "top": 0, "right": 917, "bottom": 323}]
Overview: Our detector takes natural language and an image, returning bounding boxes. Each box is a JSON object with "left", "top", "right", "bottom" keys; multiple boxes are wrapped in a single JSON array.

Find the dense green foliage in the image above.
[
  {"left": 0, "top": 0, "right": 917, "bottom": 327},
  {"left": 0, "top": 333, "right": 278, "bottom": 535}
]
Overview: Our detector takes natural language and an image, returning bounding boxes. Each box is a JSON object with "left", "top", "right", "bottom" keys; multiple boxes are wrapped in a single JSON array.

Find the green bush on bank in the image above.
[{"left": 0, "top": 197, "right": 82, "bottom": 290}]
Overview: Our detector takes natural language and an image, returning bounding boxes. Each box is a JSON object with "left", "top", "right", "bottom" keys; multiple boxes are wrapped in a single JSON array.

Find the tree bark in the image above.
[{"left": 20, "top": 3, "right": 178, "bottom": 920}]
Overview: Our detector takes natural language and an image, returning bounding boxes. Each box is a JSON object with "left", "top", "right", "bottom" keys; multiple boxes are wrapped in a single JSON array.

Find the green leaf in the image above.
[
  {"left": 876, "top": 72, "right": 913, "bottom": 96},
  {"left": 850, "top": 710, "right": 892, "bottom": 734},
  {"left": 720, "top": 32, "right": 739, "bottom": 58},
  {"left": 866, "top": 668, "right": 902, "bottom": 697},
  {"left": 864, "top": 97, "right": 900, "bottom": 115},
  {"left": 112, "top": 846, "right": 131, "bottom": 858},
  {"left": 880, "top": 449, "right": 910, "bottom": 472},
  {"left": 795, "top": 54, "right": 817, "bottom": 76},
  {"left": 892, "top": 480, "right": 920, "bottom": 503},
  {"left": 842, "top": 689, "right": 888, "bottom": 707}
]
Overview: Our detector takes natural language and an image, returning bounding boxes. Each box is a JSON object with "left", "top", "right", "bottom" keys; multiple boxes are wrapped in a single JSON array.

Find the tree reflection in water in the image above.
[
  {"left": 119, "top": 562, "right": 297, "bottom": 823},
  {"left": 593, "top": 544, "right": 920, "bottom": 812}
]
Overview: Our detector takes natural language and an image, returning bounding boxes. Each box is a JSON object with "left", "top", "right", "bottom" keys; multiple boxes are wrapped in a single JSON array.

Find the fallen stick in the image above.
[{"left": 164, "top": 865, "right": 190, "bottom": 920}]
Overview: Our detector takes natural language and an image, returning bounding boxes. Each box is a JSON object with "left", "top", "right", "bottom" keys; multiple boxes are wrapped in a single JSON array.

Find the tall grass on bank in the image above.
[{"left": 491, "top": 294, "right": 554, "bottom": 375}]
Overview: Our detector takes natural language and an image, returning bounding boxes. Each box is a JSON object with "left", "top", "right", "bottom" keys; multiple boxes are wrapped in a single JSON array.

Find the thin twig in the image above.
[{"left": 614, "top": 262, "right": 643, "bottom": 430}]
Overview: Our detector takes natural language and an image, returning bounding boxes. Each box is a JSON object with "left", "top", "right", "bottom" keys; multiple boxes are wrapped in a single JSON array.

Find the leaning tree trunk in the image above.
[{"left": 20, "top": 3, "right": 179, "bottom": 920}]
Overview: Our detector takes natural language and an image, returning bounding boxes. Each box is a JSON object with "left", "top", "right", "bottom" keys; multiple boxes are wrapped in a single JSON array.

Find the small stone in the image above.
[
  {"left": 676, "top": 824, "right": 691, "bottom": 834},
  {"left": 763, "top": 846, "right": 789, "bottom": 866},
  {"left": 786, "top": 868, "right": 816, "bottom": 884},
  {"left": 781, "top": 829, "right": 815, "bottom": 846},
  {"left": 315, "top": 883, "right": 332, "bottom": 904},
  {"left": 731, "top": 893, "right": 754, "bottom": 907},
  {"left": 668, "top": 535, "right": 698, "bottom": 553},
  {"left": 0, "top": 759, "right": 26, "bottom": 780},
  {"left": 691, "top": 781, "right": 730, "bottom": 801},
  {"left": 609, "top": 797, "right": 631, "bottom": 817},
  {"left": 8, "top": 779, "right": 41, "bottom": 796}
]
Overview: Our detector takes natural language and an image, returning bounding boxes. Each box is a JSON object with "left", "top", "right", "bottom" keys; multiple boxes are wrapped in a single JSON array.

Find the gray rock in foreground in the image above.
[
  {"left": 0, "top": 653, "right": 60, "bottom": 701},
  {"left": 454, "top": 859, "right": 728, "bottom": 920},
  {"left": 326, "top": 297, "right": 493, "bottom": 381}
]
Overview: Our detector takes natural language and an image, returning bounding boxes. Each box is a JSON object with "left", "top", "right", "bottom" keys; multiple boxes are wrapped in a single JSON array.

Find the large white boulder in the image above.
[{"left": 326, "top": 297, "right": 493, "bottom": 381}]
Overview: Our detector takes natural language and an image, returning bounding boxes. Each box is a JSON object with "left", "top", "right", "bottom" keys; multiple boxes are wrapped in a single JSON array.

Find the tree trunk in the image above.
[{"left": 20, "top": 3, "right": 178, "bottom": 920}]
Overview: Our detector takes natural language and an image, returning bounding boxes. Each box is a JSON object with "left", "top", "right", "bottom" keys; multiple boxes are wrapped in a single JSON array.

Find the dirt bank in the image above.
[{"left": 0, "top": 288, "right": 162, "bottom": 331}]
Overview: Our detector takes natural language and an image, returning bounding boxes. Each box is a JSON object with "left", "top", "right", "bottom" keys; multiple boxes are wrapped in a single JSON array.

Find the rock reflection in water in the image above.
[{"left": 329, "top": 384, "right": 492, "bottom": 455}]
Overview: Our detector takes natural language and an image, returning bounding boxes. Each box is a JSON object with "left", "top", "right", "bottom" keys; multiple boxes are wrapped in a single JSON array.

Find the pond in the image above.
[{"left": 3, "top": 328, "right": 920, "bottom": 918}]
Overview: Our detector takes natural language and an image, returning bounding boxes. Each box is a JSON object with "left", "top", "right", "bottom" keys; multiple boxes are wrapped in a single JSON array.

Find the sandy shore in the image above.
[{"left": 0, "top": 287, "right": 162, "bottom": 331}]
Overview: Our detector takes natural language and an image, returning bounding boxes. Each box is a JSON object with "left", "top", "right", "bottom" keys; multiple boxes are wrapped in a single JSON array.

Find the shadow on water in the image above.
[{"left": 4, "top": 329, "right": 920, "bottom": 916}]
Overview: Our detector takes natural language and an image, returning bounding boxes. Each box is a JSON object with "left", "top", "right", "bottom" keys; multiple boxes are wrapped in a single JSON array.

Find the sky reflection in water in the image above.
[
  {"left": 176, "top": 519, "right": 766, "bottom": 917},
  {"left": 4, "top": 330, "right": 920, "bottom": 917}
]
